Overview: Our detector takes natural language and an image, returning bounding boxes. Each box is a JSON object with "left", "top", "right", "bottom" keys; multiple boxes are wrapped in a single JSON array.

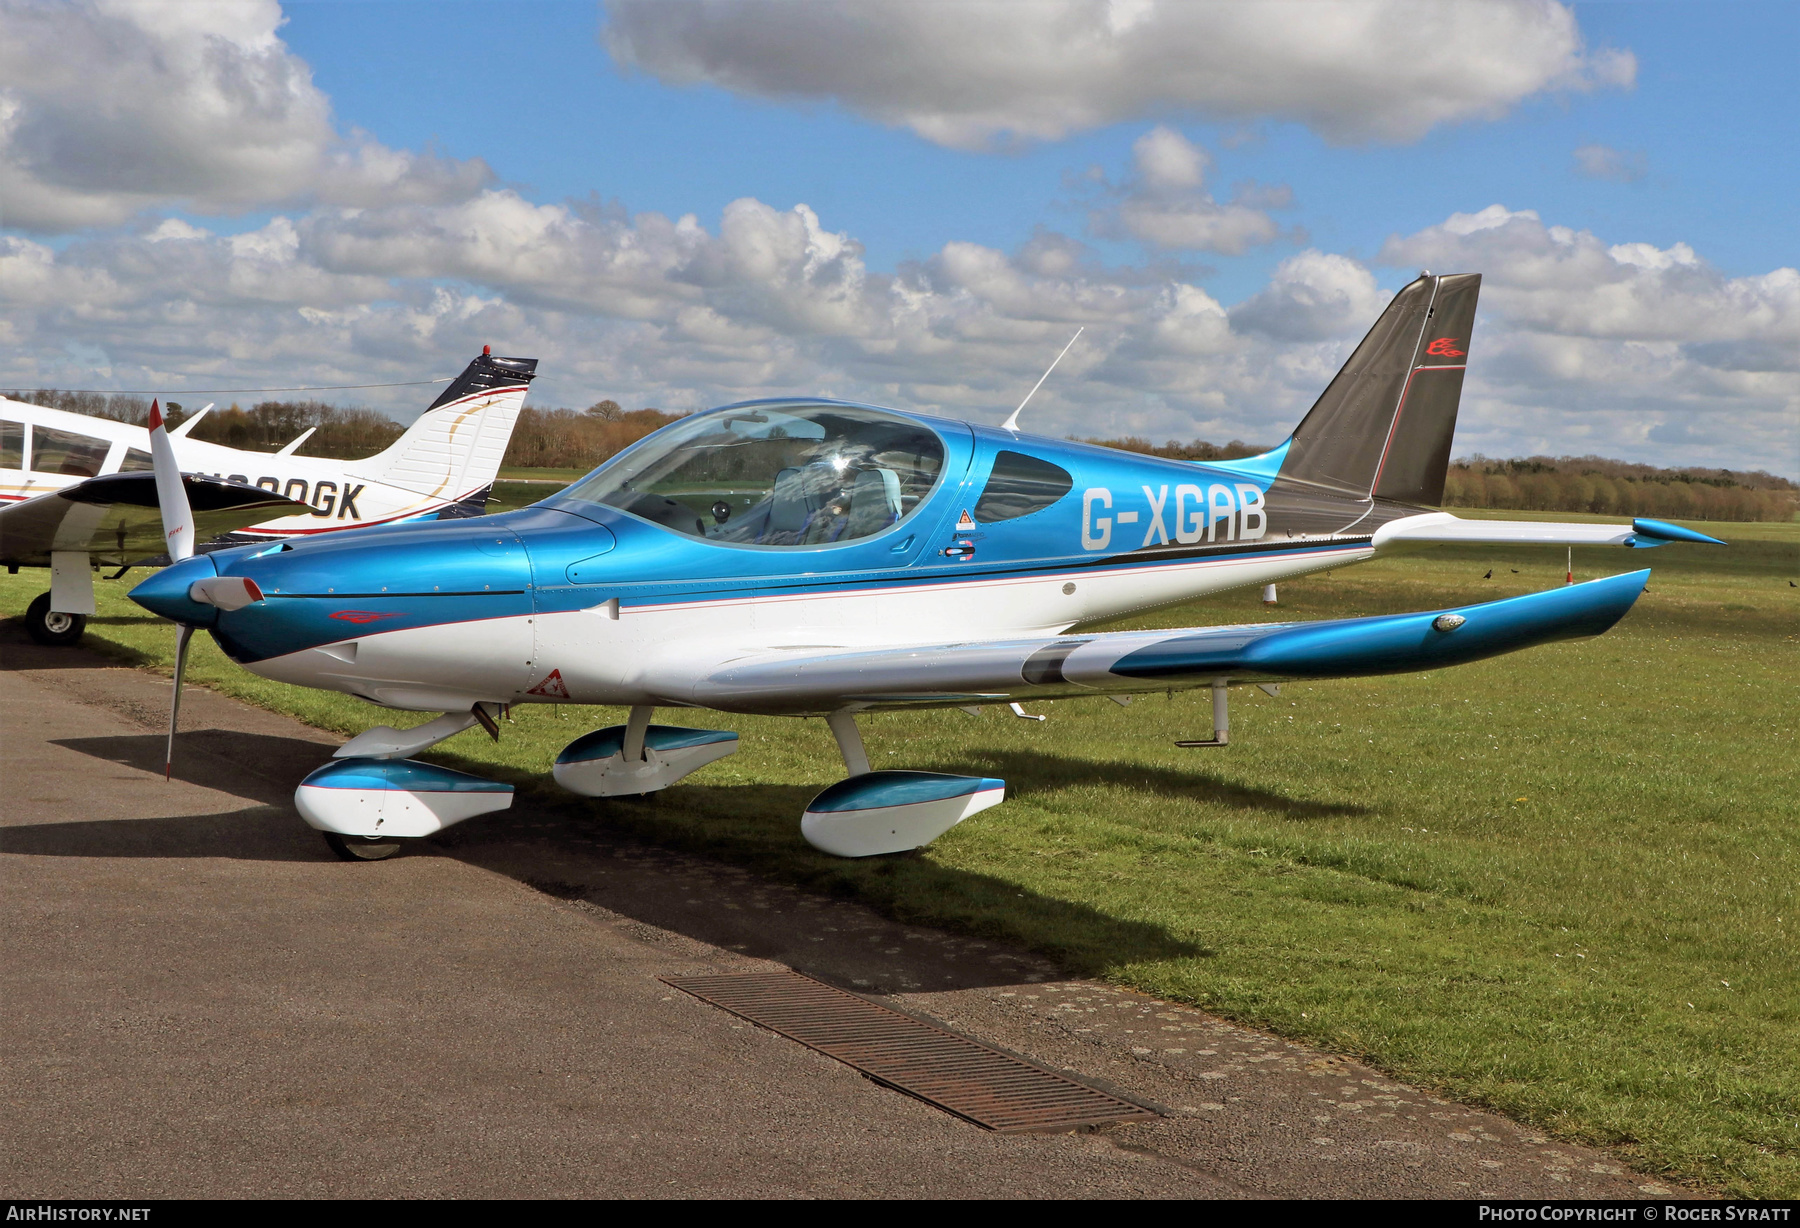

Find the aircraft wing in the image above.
[
  {"left": 0, "top": 472, "right": 310, "bottom": 568},
  {"left": 658, "top": 570, "right": 1649, "bottom": 715}
]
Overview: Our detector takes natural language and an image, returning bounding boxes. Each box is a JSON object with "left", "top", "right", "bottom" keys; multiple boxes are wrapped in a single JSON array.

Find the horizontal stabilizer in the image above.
[{"left": 1372, "top": 512, "right": 1726, "bottom": 550}]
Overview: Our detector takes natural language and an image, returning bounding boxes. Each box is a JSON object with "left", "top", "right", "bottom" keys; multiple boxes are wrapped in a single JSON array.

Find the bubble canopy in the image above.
[{"left": 555, "top": 402, "right": 948, "bottom": 547}]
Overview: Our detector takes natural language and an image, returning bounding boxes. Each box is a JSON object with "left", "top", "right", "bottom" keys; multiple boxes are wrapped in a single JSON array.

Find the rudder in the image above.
[
  {"left": 1277, "top": 273, "right": 1479, "bottom": 507},
  {"left": 347, "top": 350, "right": 538, "bottom": 506}
]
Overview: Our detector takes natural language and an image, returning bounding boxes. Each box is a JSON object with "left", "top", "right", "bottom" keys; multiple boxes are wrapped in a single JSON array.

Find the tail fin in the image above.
[
  {"left": 1277, "top": 272, "right": 1479, "bottom": 506},
  {"left": 348, "top": 350, "right": 537, "bottom": 508}
]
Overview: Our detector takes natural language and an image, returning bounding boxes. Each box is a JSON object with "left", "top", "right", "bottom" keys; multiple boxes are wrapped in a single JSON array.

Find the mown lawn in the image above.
[{"left": 5, "top": 513, "right": 1795, "bottom": 1195}]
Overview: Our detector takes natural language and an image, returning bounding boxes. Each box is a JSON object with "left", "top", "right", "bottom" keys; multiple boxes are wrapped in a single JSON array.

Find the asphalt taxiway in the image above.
[{"left": 0, "top": 626, "right": 1689, "bottom": 1198}]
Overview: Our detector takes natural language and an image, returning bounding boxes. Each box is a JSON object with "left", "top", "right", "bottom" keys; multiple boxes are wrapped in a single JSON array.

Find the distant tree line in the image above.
[
  {"left": 1444, "top": 456, "right": 1796, "bottom": 522},
  {"left": 22, "top": 390, "right": 1791, "bottom": 521},
  {"left": 1084, "top": 436, "right": 1797, "bottom": 523},
  {"left": 503, "top": 402, "right": 683, "bottom": 470},
  {"left": 179, "top": 401, "right": 407, "bottom": 458},
  {"left": 10, "top": 389, "right": 154, "bottom": 426},
  {"left": 9, "top": 389, "right": 682, "bottom": 471},
  {"left": 1080, "top": 435, "right": 1265, "bottom": 462},
  {"left": 9, "top": 390, "right": 406, "bottom": 458}
]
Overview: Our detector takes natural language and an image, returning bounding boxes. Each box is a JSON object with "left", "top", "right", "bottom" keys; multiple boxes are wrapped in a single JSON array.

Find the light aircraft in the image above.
[
  {"left": 126, "top": 274, "right": 1722, "bottom": 861},
  {"left": 0, "top": 349, "right": 537, "bottom": 645}
]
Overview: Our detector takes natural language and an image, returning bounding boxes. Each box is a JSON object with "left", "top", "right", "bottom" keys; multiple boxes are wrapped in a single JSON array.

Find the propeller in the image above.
[
  {"left": 166, "top": 624, "right": 194, "bottom": 780},
  {"left": 148, "top": 399, "right": 195, "bottom": 563},
  {"left": 148, "top": 399, "right": 197, "bottom": 779}
]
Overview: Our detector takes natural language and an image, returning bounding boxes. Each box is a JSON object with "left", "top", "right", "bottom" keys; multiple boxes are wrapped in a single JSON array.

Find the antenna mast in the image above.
[{"left": 1002, "top": 327, "right": 1083, "bottom": 432}]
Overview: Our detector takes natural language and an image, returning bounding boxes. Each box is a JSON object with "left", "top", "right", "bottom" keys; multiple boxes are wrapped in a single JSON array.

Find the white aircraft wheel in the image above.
[
  {"left": 25, "top": 592, "right": 86, "bottom": 647},
  {"left": 321, "top": 831, "right": 409, "bottom": 862}
]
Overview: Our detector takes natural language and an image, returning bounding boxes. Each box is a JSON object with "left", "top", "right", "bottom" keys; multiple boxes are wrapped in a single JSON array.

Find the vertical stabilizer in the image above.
[
  {"left": 1277, "top": 273, "right": 1479, "bottom": 507},
  {"left": 347, "top": 351, "right": 537, "bottom": 506}
]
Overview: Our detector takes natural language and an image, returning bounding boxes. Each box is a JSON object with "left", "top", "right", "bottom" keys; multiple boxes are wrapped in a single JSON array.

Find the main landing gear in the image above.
[
  {"left": 552, "top": 705, "right": 739, "bottom": 797},
  {"left": 297, "top": 702, "right": 1009, "bottom": 863},
  {"left": 798, "top": 709, "right": 1005, "bottom": 858},
  {"left": 24, "top": 592, "right": 86, "bottom": 647},
  {"left": 553, "top": 704, "right": 1005, "bottom": 858}
]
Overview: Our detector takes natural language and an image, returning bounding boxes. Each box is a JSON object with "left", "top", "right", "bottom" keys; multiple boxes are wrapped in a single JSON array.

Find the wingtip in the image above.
[{"left": 1631, "top": 518, "right": 1727, "bottom": 547}]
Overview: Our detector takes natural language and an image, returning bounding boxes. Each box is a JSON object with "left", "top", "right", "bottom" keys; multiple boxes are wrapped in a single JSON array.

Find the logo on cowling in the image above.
[
  {"left": 329, "top": 609, "right": 402, "bottom": 624},
  {"left": 1425, "top": 337, "right": 1466, "bottom": 358}
]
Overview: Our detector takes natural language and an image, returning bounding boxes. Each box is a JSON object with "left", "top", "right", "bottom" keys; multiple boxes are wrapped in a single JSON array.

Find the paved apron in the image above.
[{"left": 0, "top": 626, "right": 1690, "bottom": 1199}]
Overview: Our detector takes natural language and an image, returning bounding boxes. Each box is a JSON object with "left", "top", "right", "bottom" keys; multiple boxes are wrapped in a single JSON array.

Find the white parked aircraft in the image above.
[{"left": 0, "top": 350, "right": 537, "bottom": 645}]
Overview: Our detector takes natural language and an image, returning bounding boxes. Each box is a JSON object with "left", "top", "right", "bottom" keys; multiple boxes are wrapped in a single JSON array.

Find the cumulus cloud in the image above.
[
  {"left": 603, "top": 0, "right": 1637, "bottom": 149},
  {"left": 2, "top": 188, "right": 1792, "bottom": 477},
  {"left": 1573, "top": 143, "right": 1648, "bottom": 183},
  {"left": 1379, "top": 206, "right": 1799, "bottom": 468},
  {"left": 0, "top": 188, "right": 1310, "bottom": 449},
  {"left": 1230, "top": 250, "right": 1389, "bottom": 341},
  {"left": 1093, "top": 127, "right": 1287, "bottom": 255},
  {"left": 0, "top": 0, "right": 492, "bottom": 232}
]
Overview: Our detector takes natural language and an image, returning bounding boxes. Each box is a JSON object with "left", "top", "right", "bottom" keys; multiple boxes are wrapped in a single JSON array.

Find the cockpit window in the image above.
[
  {"left": 973, "top": 450, "right": 1074, "bottom": 523},
  {"left": 31, "top": 425, "right": 109, "bottom": 477},
  {"left": 559, "top": 402, "right": 945, "bottom": 547},
  {"left": 0, "top": 421, "right": 21, "bottom": 470}
]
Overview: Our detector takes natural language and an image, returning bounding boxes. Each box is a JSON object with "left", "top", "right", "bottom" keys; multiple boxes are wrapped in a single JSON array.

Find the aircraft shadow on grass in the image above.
[
  {"left": 23, "top": 729, "right": 1211, "bottom": 982},
  {"left": 914, "top": 747, "right": 1370, "bottom": 821},
  {"left": 435, "top": 786, "right": 1209, "bottom": 986}
]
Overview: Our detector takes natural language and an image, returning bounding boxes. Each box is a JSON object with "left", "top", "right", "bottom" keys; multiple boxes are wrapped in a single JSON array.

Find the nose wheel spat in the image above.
[{"left": 295, "top": 757, "right": 514, "bottom": 858}]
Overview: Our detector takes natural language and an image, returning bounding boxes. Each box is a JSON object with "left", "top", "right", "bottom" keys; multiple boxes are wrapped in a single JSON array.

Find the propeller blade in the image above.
[
  {"left": 166, "top": 623, "right": 194, "bottom": 781},
  {"left": 147, "top": 399, "right": 196, "bottom": 563}
]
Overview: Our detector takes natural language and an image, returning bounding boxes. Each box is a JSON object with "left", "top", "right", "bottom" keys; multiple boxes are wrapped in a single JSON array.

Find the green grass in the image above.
[
  {"left": 7, "top": 517, "right": 1797, "bottom": 1195},
  {"left": 494, "top": 466, "right": 590, "bottom": 483}
]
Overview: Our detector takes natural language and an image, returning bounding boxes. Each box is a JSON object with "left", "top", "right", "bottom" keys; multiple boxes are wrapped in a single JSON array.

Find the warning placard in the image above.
[{"left": 527, "top": 668, "right": 570, "bottom": 699}]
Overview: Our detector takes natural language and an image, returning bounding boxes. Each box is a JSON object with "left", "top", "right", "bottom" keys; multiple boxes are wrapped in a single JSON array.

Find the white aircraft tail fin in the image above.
[{"left": 347, "top": 349, "right": 537, "bottom": 508}]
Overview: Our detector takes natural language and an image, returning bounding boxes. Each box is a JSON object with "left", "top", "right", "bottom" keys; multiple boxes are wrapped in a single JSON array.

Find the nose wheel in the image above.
[
  {"left": 25, "top": 592, "right": 87, "bottom": 646},
  {"left": 321, "top": 831, "right": 409, "bottom": 861}
]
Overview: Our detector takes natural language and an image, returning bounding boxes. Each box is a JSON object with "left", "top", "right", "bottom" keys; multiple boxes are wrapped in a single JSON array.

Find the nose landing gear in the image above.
[
  {"left": 321, "top": 832, "right": 408, "bottom": 862},
  {"left": 24, "top": 592, "right": 86, "bottom": 646},
  {"left": 297, "top": 707, "right": 518, "bottom": 860}
]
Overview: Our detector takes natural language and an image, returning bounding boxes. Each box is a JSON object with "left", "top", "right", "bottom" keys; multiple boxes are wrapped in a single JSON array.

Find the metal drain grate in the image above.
[{"left": 663, "top": 969, "right": 1157, "bottom": 1133}]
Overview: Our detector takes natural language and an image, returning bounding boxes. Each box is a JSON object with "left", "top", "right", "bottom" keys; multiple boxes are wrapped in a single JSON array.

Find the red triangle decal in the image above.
[{"left": 527, "top": 668, "right": 570, "bottom": 699}]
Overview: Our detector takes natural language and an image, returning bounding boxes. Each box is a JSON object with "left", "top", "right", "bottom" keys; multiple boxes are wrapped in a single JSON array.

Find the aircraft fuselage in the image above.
[{"left": 133, "top": 400, "right": 1426, "bottom": 715}]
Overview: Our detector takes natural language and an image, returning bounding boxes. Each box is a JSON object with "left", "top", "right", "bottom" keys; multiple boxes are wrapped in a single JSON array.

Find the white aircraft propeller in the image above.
[
  {"left": 166, "top": 624, "right": 194, "bottom": 781},
  {"left": 147, "top": 398, "right": 198, "bottom": 779},
  {"left": 148, "top": 399, "right": 194, "bottom": 563}
]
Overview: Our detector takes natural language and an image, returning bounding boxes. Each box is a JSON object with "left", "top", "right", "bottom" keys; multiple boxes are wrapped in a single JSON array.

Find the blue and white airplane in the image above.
[{"left": 128, "top": 273, "right": 1722, "bottom": 861}]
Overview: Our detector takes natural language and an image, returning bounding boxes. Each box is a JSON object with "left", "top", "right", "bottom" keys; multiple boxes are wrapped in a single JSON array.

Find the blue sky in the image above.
[
  {"left": 281, "top": 0, "right": 1799, "bottom": 293},
  {"left": 2, "top": 1, "right": 1795, "bottom": 474}
]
